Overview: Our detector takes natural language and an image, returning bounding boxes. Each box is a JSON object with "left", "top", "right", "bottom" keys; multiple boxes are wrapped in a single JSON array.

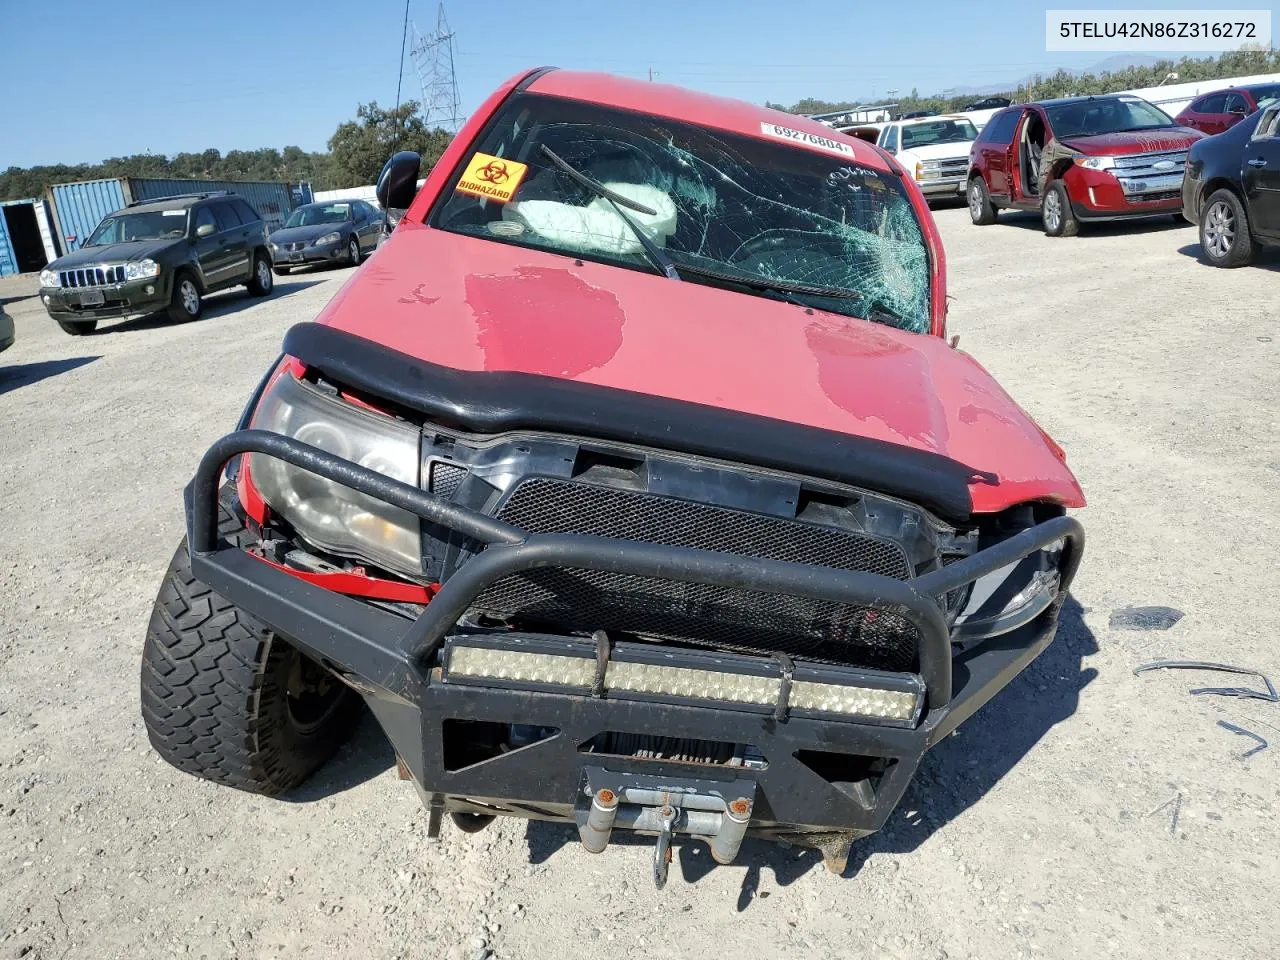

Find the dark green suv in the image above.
[{"left": 38, "top": 192, "right": 275, "bottom": 335}]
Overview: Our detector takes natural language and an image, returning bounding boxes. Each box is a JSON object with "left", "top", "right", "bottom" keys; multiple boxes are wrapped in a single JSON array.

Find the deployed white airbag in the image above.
[{"left": 505, "top": 182, "right": 677, "bottom": 256}]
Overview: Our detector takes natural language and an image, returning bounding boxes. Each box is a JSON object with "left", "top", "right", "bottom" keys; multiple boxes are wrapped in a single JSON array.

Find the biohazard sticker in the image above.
[
  {"left": 759, "top": 122, "right": 854, "bottom": 158},
  {"left": 455, "top": 152, "right": 529, "bottom": 203}
]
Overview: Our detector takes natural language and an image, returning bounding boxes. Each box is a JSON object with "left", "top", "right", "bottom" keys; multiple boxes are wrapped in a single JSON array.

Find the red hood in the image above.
[
  {"left": 315, "top": 224, "right": 1084, "bottom": 515},
  {"left": 1060, "top": 127, "right": 1202, "bottom": 155}
]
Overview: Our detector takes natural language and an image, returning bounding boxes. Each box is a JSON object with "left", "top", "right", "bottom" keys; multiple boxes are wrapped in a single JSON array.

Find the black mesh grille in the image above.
[
  {"left": 429, "top": 461, "right": 467, "bottom": 499},
  {"left": 470, "top": 478, "right": 921, "bottom": 671}
]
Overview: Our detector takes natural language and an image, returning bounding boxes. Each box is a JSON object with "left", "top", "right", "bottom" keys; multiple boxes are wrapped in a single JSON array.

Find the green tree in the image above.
[{"left": 327, "top": 100, "right": 453, "bottom": 188}]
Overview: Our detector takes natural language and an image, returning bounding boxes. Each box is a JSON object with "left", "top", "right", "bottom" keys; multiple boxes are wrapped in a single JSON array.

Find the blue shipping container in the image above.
[
  {"left": 0, "top": 208, "right": 16, "bottom": 277},
  {"left": 45, "top": 176, "right": 300, "bottom": 251},
  {"left": 45, "top": 178, "right": 128, "bottom": 253},
  {"left": 128, "top": 178, "right": 296, "bottom": 230}
]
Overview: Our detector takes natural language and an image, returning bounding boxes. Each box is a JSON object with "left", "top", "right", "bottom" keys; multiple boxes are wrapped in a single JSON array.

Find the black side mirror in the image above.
[{"left": 376, "top": 152, "right": 421, "bottom": 210}]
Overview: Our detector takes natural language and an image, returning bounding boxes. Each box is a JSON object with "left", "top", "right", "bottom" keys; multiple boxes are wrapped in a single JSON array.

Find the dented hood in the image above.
[
  {"left": 1060, "top": 127, "right": 1202, "bottom": 155},
  {"left": 316, "top": 224, "right": 1084, "bottom": 515}
]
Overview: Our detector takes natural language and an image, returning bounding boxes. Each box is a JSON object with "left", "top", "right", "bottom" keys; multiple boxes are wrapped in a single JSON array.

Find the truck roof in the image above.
[{"left": 526, "top": 69, "right": 892, "bottom": 173}]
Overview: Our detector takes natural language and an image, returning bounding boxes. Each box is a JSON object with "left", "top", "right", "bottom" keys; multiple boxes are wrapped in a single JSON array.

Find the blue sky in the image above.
[{"left": 1, "top": 0, "right": 1267, "bottom": 168}]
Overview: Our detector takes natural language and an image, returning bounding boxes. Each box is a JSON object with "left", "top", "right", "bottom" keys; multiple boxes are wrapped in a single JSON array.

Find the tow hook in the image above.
[{"left": 574, "top": 767, "right": 757, "bottom": 889}]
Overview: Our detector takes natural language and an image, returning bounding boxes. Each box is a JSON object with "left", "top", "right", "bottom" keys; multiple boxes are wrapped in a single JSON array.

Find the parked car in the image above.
[
  {"left": 899, "top": 109, "right": 935, "bottom": 119},
  {"left": 0, "top": 302, "right": 13, "bottom": 354},
  {"left": 967, "top": 94, "right": 1204, "bottom": 236},
  {"left": 1181, "top": 98, "right": 1280, "bottom": 267},
  {"left": 963, "top": 96, "right": 1013, "bottom": 112},
  {"left": 141, "top": 67, "right": 1085, "bottom": 885},
  {"left": 876, "top": 115, "right": 980, "bottom": 200},
  {"left": 1175, "top": 84, "right": 1280, "bottom": 135},
  {"left": 268, "top": 200, "right": 382, "bottom": 273},
  {"left": 36, "top": 192, "right": 273, "bottom": 335}
]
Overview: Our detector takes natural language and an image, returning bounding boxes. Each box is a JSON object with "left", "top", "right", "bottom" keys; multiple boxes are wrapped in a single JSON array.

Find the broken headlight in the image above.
[
  {"left": 951, "top": 541, "right": 1063, "bottom": 641},
  {"left": 248, "top": 371, "right": 423, "bottom": 578}
]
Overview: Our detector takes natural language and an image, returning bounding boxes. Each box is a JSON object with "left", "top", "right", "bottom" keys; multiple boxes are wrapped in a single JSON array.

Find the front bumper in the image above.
[
  {"left": 1066, "top": 166, "right": 1184, "bottom": 220},
  {"left": 40, "top": 273, "right": 172, "bottom": 321},
  {"left": 186, "top": 430, "right": 1083, "bottom": 860},
  {"left": 915, "top": 176, "right": 968, "bottom": 197},
  {"left": 270, "top": 242, "right": 344, "bottom": 266}
]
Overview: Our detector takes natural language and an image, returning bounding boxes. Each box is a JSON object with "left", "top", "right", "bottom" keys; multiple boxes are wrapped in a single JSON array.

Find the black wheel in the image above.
[
  {"left": 273, "top": 265, "right": 292, "bottom": 276},
  {"left": 56, "top": 318, "right": 97, "bottom": 336},
  {"left": 247, "top": 252, "right": 274, "bottom": 296},
  {"left": 167, "top": 272, "right": 203, "bottom": 323},
  {"left": 967, "top": 177, "right": 997, "bottom": 225},
  {"left": 140, "top": 486, "right": 361, "bottom": 795},
  {"left": 1042, "top": 181, "right": 1078, "bottom": 237},
  {"left": 1199, "top": 188, "right": 1253, "bottom": 268},
  {"left": 347, "top": 236, "right": 361, "bottom": 267}
]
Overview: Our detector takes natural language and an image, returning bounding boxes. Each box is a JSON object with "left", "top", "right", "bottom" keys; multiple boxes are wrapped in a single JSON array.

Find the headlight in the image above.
[
  {"left": 951, "top": 541, "right": 1063, "bottom": 640},
  {"left": 39, "top": 268, "right": 60, "bottom": 288},
  {"left": 314, "top": 232, "right": 341, "bottom": 246},
  {"left": 914, "top": 161, "right": 942, "bottom": 180},
  {"left": 124, "top": 259, "right": 160, "bottom": 281},
  {"left": 248, "top": 371, "right": 423, "bottom": 577},
  {"left": 1075, "top": 156, "right": 1117, "bottom": 170}
]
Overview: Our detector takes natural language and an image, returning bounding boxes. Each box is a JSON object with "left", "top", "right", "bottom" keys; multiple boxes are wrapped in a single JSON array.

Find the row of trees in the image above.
[
  {"left": 770, "top": 47, "right": 1280, "bottom": 118},
  {"left": 0, "top": 101, "right": 453, "bottom": 203}
]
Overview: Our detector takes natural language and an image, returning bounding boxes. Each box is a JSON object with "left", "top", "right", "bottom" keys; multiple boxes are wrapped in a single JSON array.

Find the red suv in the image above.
[
  {"left": 141, "top": 67, "right": 1085, "bottom": 884},
  {"left": 967, "top": 94, "right": 1203, "bottom": 235},
  {"left": 1175, "top": 84, "right": 1280, "bottom": 135}
]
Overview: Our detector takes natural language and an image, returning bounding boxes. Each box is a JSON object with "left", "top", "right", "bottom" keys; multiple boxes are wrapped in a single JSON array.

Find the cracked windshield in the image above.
[{"left": 433, "top": 93, "right": 931, "bottom": 333}]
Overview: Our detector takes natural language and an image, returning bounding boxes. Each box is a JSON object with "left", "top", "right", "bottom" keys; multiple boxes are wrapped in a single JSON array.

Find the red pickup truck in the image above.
[{"left": 967, "top": 94, "right": 1203, "bottom": 236}]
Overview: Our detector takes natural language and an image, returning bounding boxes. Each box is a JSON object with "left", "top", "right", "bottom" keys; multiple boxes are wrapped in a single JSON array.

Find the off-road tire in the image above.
[
  {"left": 140, "top": 487, "right": 361, "bottom": 795},
  {"left": 247, "top": 252, "right": 274, "bottom": 296},
  {"left": 1042, "top": 181, "right": 1079, "bottom": 237},
  {"left": 167, "top": 272, "right": 203, "bottom": 323},
  {"left": 56, "top": 318, "right": 97, "bottom": 336},
  {"left": 967, "top": 176, "right": 997, "bottom": 225},
  {"left": 1199, "top": 188, "right": 1253, "bottom": 268}
]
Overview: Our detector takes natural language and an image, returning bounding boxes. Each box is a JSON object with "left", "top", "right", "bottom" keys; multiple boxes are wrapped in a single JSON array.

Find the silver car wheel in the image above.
[
  {"left": 968, "top": 182, "right": 983, "bottom": 219},
  {"left": 1203, "top": 200, "right": 1235, "bottom": 260},
  {"left": 1043, "top": 191, "right": 1061, "bottom": 232},
  {"left": 180, "top": 280, "right": 200, "bottom": 315},
  {"left": 257, "top": 258, "right": 272, "bottom": 291}
]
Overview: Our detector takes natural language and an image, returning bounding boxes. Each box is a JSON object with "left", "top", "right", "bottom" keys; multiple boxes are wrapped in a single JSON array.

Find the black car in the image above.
[
  {"left": 962, "top": 96, "right": 1013, "bottom": 112},
  {"left": 268, "top": 200, "right": 382, "bottom": 274},
  {"left": 1182, "top": 98, "right": 1280, "bottom": 267},
  {"left": 37, "top": 192, "right": 274, "bottom": 335}
]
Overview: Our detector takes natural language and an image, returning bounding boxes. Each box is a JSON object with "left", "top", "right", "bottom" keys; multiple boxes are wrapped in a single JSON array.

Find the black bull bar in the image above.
[{"left": 186, "top": 429, "right": 1084, "bottom": 845}]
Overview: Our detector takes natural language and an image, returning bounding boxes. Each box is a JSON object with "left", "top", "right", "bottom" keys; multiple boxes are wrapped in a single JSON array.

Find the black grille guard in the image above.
[{"left": 188, "top": 429, "right": 1084, "bottom": 734}]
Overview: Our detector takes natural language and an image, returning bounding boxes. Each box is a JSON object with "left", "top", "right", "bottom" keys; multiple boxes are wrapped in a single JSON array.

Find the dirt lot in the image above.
[{"left": 2, "top": 212, "right": 1278, "bottom": 960}]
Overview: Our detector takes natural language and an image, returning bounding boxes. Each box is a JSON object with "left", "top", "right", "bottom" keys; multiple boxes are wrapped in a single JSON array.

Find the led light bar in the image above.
[{"left": 441, "top": 636, "right": 925, "bottom": 726}]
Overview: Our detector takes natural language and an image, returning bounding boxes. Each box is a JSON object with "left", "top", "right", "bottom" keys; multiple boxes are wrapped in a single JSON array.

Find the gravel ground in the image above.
[{"left": 2, "top": 211, "right": 1278, "bottom": 960}]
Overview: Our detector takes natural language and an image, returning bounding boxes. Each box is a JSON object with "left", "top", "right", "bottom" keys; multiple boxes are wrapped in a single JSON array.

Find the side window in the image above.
[
  {"left": 212, "top": 201, "right": 243, "bottom": 230},
  {"left": 883, "top": 125, "right": 899, "bottom": 152},
  {"left": 1198, "top": 93, "right": 1227, "bottom": 114},
  {"left": 233, "top": 199, "right": 261, "bottom": 224},
  {"left": 1254, "top": 106, "right": 1280, "bottom": 139},
  {"left": 981, "top": 109, "right": 1020, "bottom": 145},
  {"left": 193, "top": 207, "right": 218, "bottom": 235},
  {"left": 1224, "top": 92, "right": 1249, "bottom": 114}
]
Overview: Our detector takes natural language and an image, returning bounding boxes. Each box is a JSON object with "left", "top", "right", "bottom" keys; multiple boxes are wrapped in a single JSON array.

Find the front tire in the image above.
[
  {"left": 56, "top": 318, "right": 97, "bottom": 336},
  {"left": 167, "top": 273, "right": 203, "bottom": 323},
  {"left": 1199, "top": 188, "right": 1253, "bottom": 268},
  {"left": 140, "top": 488, "right": 361, "bottom": 795},
  {"left": 967, "top": 177, "right": 997, "bottom": 225},
  {"left": 1042, "top": 181, "right": 1079, "bottom": 237},
  {"left": 347, "top": 236, "right": 361, "bottom": 267},
  {"left": 247, "top": 252, "right": 274, "bottom": 296},
  {"left": 273, "top": 265, "right": 292, "bottom": 276}
]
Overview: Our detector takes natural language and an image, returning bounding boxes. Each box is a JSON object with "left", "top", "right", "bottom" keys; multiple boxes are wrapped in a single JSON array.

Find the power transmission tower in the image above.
[{"left": 409, "top": 3, "right": 461, "bottom": 131}]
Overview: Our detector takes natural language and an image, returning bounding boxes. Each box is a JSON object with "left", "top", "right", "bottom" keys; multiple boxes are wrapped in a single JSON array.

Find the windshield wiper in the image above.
[
  {"left": 538, "top": 144, "right": 680, "bottom": 280},
  {"left": 670, "top": 261, "right": 862, "bottom": 301}
]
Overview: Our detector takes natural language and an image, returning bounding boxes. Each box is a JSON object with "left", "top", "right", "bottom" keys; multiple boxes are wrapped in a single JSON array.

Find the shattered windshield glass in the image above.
[{"left": 431, "top": 93, "right": 931, "bottom": 333}]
